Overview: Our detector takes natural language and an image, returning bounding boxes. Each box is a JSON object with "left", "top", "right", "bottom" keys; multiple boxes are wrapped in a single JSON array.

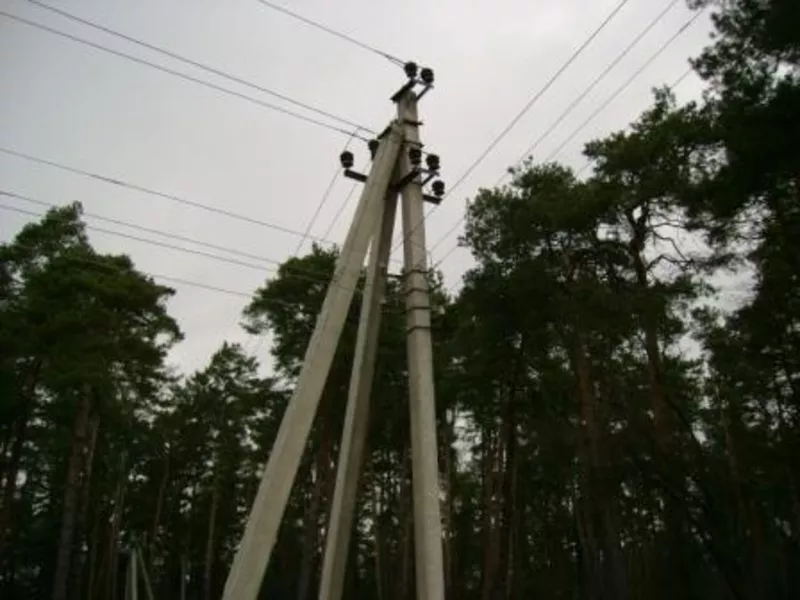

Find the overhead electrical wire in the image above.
[
  {"left": 3, "top": 205, "right": 408, "bottom": 315},
  {"left": 1, "top": 203, "right": 278, "bottom": 275},
  {"left": 1, "top": 191, "right": 406, "bottom": 306},
  {"left": 1, "top": 147, "right": 405, "bottom": 269},
  {"left": 573, "top": 65, "right": 694, "bottom": 177},
  {"left": 668, "top": 65, "right": 694, "bottom": 90},
  {"left": 12, "top": 244, "right": 255, "bottom": 299},
  {"left": 255, "top": 0, "right": 406, "bottom": 66},
  {"left": 0, "top": 146, "right": 344, "bottom": 247},
  {"left": 439, "top": 0, "right": 633, "bottom": 202},
  {"left": 431, "top": 9, "right": 707, "bottom": 270},
  {"left": 539, "top": 9, "right": 706, "bottom": 166},
  {"left": 500, "top": 0, "right": 682, "bottom": 187},
  {"left": 5, "top": 236, "right": 320, "bottom": 307},
  {"left": 293, "top": 130, "right": 360, "bottom": 257},
  {"left": 152, "top": 274, "right": 252, "bottom": 299},
  {"left": 24, "top": 0, "right": 372, "bottom": 135},
  {"left": 1, "top": 190, "right": 285, "bottom": 268},
  {"left": 0, "top": 10, "right": 372, "bottom": 141},
  {"left": 4, "top": 234, "right": 407, "bottom": 328},
  {"left": 388, "top": 0, "right": 633, "bottom": 256},
  {"left": 321, "top": 179, "right": 359, "bottom": 241},
  {"left": 0, "top": 194, "right": 378, "bottom": 299}
]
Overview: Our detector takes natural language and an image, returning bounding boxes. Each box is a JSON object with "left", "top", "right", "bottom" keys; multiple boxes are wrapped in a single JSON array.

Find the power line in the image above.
[
  {"left": 574, "top": 65, "right": 694, "bottom": 178},
  {"left": 431, "top": 11, "right": 703, "bottom": 268},
  {"left": 501, "top": 0, "right": 682, "bottom": 187},
  {"left": 1, "top": 194, "right": 394, "bottom": 304},
  {"left": 0, "top": 146, "right": 342, "bottom": 247},
  {"left": 0, "top": 10, "right": 371, "bottom": 141},
  {"left": 293, "top": 131, "right": 360, "bottom": 256},
  {"left": 255, "top": 0, "right": 405, "bottom": 66},
  {"left": 0, "top": 146, "right": 405, "bottom": 268},
  {"left": 668, "top": 65, "right": 694, "bottom": 90},
  {"left": 442, "top": 0, "right": 633, "bottom": 201},
  {"left": 4, "top": 205, "right": 409, "bottom": 317},
  {"left": 1, "top": 198, "right": 355, "bottom": 295},
  {"left": 321, "top": 180, "right": 359, "bottom": 240},
  {"left": 25, "top": 0, "right": 373, "bottom": 135},
  {"left": 319, "top": 157, "right": 371, "bottom": 241},
  {"left": 154, "top": 274, "right": 251, "bottom": 299},
  {"left": 431, "top": 9, "right": 706, "bottom": 269},
  {"left": 1, "top": 203, "right": 277, "bottom": 275},
  {"left": 1, "top": 190, "right": 284, "bottom": 267},
  {"left": 5, "top": 234, "right": 319, "bottom": 308},
  {"left": 2, "top": 216, "right": 254, "bottom": 299},
  {"left": 541, "top": 9, "right": 705, "bottom": 165},
  {"left": 389, "top": 0, "right": 633, "bottom": 256}
]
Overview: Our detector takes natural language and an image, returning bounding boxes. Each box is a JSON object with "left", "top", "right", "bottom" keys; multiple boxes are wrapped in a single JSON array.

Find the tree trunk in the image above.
[
  {"left": 504, "top": 432, "right": 520, "bottom": 600},
  {"left": 296, "top": 423, "right": 333, "bottom": 600},
  {"left": 0, "top": 358, "right": 41, "bottom": 554},
  {"left": 573, "top": 335, "right": 626, "bottom": 600},
  {"left": 96, "top": 452, "right": 128, "bottom": 600},
  {"left": 480, "top": 427, "right": 504, "bottom": 600},
  {"left": 85, "top": 510, "right": 101, "bottom": 600},
  {"left": 52, "top": 386, "right": 92, "bottom": 600},
  {"left": 441, "top": 409, "right": 457, "bottom": 600},
  {"left": 629, "top": 224, "right": 698, "bottom": 598},
  {"left": 75, "top": 415, "right": 99, "bottom": 596},
  {"left": 573, "top": 336, "right": 603, "bottom": 599},
  {"left": 202, "top": 474, "right": 221, "bottom": 600},
  {"left": 721, "top": 394, "right": 766, "bottom": 599},
  {"left": 150, "top": 452, "right": 170, "bottom": 553},
  {"left": 498, "top": 339, "right": 525, "bottom": 600}
]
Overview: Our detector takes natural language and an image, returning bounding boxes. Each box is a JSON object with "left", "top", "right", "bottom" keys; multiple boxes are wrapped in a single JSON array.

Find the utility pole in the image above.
[
  {"left": 136, "top": 546, "right": 155, "bottom": 600},
  {"left": 125, "top": 547, "right": 138, "bottom": 600},
  {"left": 222, "top": 63, "right": 446, "bottom": 600},
  {"left": 123, "top": 543, "right": 154, "bottom": 600},
  {"left": 180, "top": 556, "right": 188, "bottom": 600},
  {"left": 395, "top": 83, "right": 446, "bottom": 600}
]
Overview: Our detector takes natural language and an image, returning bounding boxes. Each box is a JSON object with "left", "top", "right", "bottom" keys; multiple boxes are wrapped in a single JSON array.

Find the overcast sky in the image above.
[{"left": 0, "top": 0, "right": 714, "bottom": 375}]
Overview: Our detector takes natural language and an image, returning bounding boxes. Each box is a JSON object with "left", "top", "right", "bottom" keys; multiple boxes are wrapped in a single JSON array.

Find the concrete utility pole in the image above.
[
  {"left": 125, "top": 548, "right": 138, "bottom": 600},
  {"left": 136, "top": 546, "right": 155, "bottom": 600},
  {"left": 222, "top": 63, "right": 446, "bottom": 600},
  {"left": 124, "top": 544, "right": 154, "bottom": 600},
  {"left": 395, "top": 86, "right": 446, "bottom": 600}
]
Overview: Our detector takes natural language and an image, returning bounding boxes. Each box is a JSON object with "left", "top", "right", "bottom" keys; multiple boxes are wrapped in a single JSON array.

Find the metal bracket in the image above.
[
  {"left": 391, "top": 79, "right": 416, "bottom": 103},
  {"left": 377, "top": 124, "right": 394, "bottom": 140},
  {"left": 416, "top": 84, "right": 433, "bottom": 100},
  {"left": 393, "top": 168, "right": 421, "bottom": 191},
  {"left": 420, "top": 171, "right": 437, "bottom": 186},
  {"left": 343, "top": 170, "right": 438, "bottom": 205},
  {"left": 343, "top": 169, "right": 367, "bottom": 183},
  {"left": 392, "top": 80, "right": 433, "bottom": 103}
]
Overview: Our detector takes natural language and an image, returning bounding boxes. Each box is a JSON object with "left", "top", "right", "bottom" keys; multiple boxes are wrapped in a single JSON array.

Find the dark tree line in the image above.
[{"left": 1, "top": 1, "right": 798, "bottom": 598}]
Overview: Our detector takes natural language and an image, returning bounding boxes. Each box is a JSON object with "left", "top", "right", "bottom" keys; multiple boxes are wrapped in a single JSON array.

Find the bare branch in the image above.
[
  {"left": 650, "top": 218, "right": 687, "bottom": 230},
  {"left": 647, "top": 253, "right": 687, "bottom": 273},
  {"left": 652, "top": 230, "right": 692, "bottom": 265}
]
